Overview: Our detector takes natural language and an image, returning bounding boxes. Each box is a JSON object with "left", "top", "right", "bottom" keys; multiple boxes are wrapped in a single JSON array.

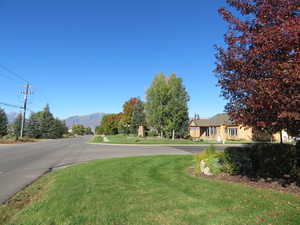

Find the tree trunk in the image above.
[
  {"left": 172, "top": 129, "right": 175, "bottom": 141},
  {"left": 280, "top": 130, "right": 283, "bottom": 144},
  {"left": 160, "top": 131, "right": 163, "bottom": 139}
]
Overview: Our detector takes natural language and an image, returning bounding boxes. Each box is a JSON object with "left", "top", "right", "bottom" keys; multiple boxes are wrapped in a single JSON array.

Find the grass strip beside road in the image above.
[
  {"left": 91, "top": 135, "right": 252, "bottom": 145},
  {"left": 1, "top": 155, "right": 300, "bottom": 225}
]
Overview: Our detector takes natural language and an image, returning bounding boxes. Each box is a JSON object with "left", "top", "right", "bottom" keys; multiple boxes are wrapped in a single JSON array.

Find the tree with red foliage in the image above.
[
  {"left": 119, "top": 97, "right": 139, "bottom": 134},
  {"left": 215, "top": 0, "right": 300, "bottom": 137}
]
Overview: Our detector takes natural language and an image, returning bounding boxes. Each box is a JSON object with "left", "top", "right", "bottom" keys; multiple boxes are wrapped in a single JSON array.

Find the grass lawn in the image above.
[
  {"left": 1, "top": 155, "right": 300, "bottom": 225},
  {"left": 91, "top": 134, "right": 252, "bottom": 145}
]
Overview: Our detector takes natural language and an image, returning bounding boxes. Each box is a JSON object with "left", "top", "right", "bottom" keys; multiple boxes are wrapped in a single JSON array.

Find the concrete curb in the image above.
[{"left": 88, "top": 142, "right": 246, "bottom": 147}]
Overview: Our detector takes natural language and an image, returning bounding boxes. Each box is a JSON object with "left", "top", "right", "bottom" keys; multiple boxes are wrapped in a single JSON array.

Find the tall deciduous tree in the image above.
[
  {"left": 215, "top": 0, "right": 300, "bottom": 137},
  {"left": 145, "top": 73, "right": 189, "bottom": 138},
  {"left": 96, "top": 113, "right": 123, "bottom": 135},
  {"left": 131, "top": 98, "right": 146, "bottom": 134},
  {"left": 145, "top": 73, "right": 170, "bottom": 137},
  {"left": 0, "top": 108, "right": 8, "bottom": 137},
  {"left": 72, "top": 124, "right": 86, "bottom": 136},
  {"left": 119, "top": 98, "right": 139, "bottom": 134},
  {"left": 165, "top": 74, "right": 190, "bottom": 139}
]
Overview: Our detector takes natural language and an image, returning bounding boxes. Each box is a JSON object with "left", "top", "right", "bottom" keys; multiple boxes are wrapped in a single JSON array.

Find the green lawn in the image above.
[
  {"left": 1, "top": 155, "right": 300, "bottom": 225},
  {"left": 91, "top": 134, "right": 252, "bottom": 145}
]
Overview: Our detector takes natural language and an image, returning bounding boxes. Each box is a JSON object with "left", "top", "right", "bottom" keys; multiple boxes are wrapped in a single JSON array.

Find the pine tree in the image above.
[
  {"left": 40, "top": 105, "right": 56, "bottom": 139},
  {"left": 27, "top": 105, "right": 67, "bottom": 139},
  {"left": 13, "top": 113, "right": 23, "bottom": 138},
  {"left": 0, "top": 108, "right": 8, "bottom": 137},
  {"left": 52, "top": 119, "right": 68, "bottom": 138}
]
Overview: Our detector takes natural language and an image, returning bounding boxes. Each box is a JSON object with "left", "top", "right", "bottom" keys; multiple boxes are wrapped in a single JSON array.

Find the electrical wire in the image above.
[
  {"left": 0, "top": 63, "right": 29, "bottom": 83},
  {"left": 0, "top": 72, "right": 22, "bottom": 83},
  {"left": 0, "top": 102, "right": 23, "bottom": 109}
]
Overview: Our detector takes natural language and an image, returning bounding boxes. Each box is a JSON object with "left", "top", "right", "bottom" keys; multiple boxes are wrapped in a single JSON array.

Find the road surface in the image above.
[{"left": 0, "top": 136, "right": 230, "bottom": 203}]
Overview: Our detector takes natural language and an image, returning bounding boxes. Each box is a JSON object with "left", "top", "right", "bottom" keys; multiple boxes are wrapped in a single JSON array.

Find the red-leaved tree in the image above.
[{"left": 215, "top": 0, "right": 300, "bottom": 136}]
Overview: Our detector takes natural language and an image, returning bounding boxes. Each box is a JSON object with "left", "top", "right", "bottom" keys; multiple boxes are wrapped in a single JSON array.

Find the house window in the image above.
[
  {"left": 210, "top": 127, "right": 217, "bottom": 136},
  {"left": 228, "top": 128, "right": 238, "bottom": 136},
  {"left": 190, "top": 127, "right": 199, "bottom": 131},
  {"left": 205, "top": 127, "right": 217, "bottom": 136},
  {"left": 205, "top": 128, "right": 209, "bottom": 136}
]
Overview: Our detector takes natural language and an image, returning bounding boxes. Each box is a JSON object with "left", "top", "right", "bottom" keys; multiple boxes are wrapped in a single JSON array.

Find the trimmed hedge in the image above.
[
  {"left": 296, "top": 141, "right": 300, "bottom": 168},
  {"left": 223, "top": 144, "right": 297, "bottom": 178}
]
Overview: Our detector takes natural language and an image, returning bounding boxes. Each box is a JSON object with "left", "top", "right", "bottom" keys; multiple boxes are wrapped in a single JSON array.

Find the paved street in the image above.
[{"left": 0, "top": 136, "right": 232, "bottom": 204}]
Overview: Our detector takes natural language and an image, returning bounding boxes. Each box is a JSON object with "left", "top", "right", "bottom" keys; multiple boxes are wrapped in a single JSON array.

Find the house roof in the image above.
[{"left": 191, "top": 113, "right": 236, "bottom": 127}]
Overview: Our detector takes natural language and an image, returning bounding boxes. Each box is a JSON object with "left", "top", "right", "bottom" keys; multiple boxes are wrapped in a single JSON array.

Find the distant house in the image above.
[{"left": 189, "top": 113, "right": 282, "bottom": 142}]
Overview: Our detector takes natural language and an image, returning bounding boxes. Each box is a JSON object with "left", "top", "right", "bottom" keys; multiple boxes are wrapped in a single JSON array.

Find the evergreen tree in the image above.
[
  {"left": 85, "top": 127, "right": 93, "bottom": 135},
  {"left": 13, "top": 113, "right": 23, "bottom": 138},
  {"left": 0, "top": 108, "right": 8, "bottom": 137},
  {"left": 130, "top": 99, "right": 146, "bottom": 134},
  {"left": 52, "top": 119, "right": 69, "bottom": 138},
  {"left": 40, "top": 105, "right": 56, "bottom": 139},
  {"left": 27, "top": 105, "right": 67, "bottom": 139}
]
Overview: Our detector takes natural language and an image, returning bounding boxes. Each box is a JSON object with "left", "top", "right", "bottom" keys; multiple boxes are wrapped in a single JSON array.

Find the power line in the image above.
[
  {"left": 0, "top": 63, "right": 28, "bottom": 83},
  {"left": 0, "top": 102, "right": 23, "bottom": 109},
  {"left": 0, "top": 72, "right": 22, "bottom": 83}
]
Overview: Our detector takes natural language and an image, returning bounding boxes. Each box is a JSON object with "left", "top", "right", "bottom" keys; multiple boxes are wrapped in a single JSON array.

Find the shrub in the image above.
[
  {"left": 92, "top": 136, "right": 103, "bottom": 143},
  {"left": 194, "top": 145, "right": 223, "bottom": 175},
  {"left": 223, "top": 144, "right": 297, "bottom": 178},
  {"left": 147, "top": 131, "right": 158, "bottom": 137},
  {"left": 222, "top": 147, "right": 253, "bottom": 175},
  {"left": 206, "top": 154, "right": 223, "bottom": 174},
  {"left": 296, "top": 141, "right": 300, "bottom": 168}
]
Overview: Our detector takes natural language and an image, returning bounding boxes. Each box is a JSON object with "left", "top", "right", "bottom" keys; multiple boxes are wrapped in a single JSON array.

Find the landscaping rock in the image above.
[
  {"left": 200, "top": 160, "right": 213, "bottom": 176},
  {"left": 203, "top": 167, "right": 213, "bottom": 176}
]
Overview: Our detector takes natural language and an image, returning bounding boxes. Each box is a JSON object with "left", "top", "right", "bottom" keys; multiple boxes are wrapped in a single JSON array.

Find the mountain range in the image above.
[
  {"left": 6, "top": 112, "right": 105, "bottom": 131},
  {"left": 64, "top": 113, "right": 105, "bottom": 130},
  {"left": 7, "top": 112, "right": 19, "bottom": 123}
]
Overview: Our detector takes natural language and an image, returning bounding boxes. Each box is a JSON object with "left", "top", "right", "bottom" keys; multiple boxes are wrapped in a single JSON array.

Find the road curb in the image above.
[{"left": 88, "top": 142, "right": 245, "bottom": 147}]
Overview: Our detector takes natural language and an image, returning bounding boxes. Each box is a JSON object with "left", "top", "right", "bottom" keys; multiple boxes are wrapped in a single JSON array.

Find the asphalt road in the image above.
[{"left": 0, "top": 136, "right": 231, "bottom": 204}]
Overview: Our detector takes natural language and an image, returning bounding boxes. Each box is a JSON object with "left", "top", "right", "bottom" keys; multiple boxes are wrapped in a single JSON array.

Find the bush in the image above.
[
  {"left": 194, "top": 145, "right": 223, "bottom": 175},
  {"left": 223, "top": 144, "right": 297, "bottom": 178},
  {"left": 296, "top": 141, "right": 300, "bottom": 168},
  {"left": 147, "top": 130, "right": 158, "bottom": 137},
  {"left": 92, "top": 136, "right": 103, "bottom": 143}
]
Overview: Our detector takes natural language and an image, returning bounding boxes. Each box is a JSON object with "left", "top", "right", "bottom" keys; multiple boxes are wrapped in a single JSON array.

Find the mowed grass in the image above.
[
  {"left": 1, "top": 155, "right": 300, "bottom": 225},
  {"left": 92, "top": 135, "right": 251, "bottom": 145}
]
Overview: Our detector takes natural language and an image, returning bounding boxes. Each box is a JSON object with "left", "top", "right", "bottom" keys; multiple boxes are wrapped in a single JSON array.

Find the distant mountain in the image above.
[
  {"left": 7, "top": 112, "right": 19, "bottom": 123},
  {"left": 64, "top": 113, "right": 105, "bottom": 131}
]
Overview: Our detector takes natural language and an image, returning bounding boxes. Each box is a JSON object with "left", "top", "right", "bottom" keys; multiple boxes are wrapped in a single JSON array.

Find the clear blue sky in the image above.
[{"left": 0, "top": 0, "right": 229, "bottom": 119}]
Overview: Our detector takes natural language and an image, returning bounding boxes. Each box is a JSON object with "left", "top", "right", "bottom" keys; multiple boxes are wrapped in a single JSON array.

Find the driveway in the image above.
[{"left": 0, "top": 136, "right": 235, "bottom": 204}]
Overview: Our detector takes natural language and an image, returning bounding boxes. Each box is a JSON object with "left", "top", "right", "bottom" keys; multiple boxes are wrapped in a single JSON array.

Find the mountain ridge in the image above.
[{"left": 64, "top": 113, "right": 105, "bottom": 130}]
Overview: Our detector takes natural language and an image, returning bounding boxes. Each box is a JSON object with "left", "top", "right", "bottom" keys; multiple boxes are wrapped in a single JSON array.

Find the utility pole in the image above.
[{"left": 20, "top": 83, "right": 31, "bottom": 139}]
